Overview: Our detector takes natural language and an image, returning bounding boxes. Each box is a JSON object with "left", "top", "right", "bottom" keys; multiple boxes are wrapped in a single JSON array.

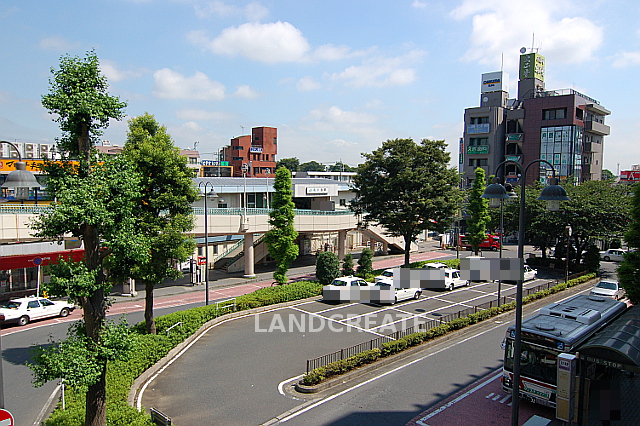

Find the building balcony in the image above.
[{"left": 585, "top": 120, "right": 610, "bottom": 136}]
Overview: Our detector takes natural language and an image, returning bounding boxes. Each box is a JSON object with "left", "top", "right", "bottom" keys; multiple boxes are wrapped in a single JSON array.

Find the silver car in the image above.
[{"left": 590, "top": 280, "right": 625, "bottom": 300}]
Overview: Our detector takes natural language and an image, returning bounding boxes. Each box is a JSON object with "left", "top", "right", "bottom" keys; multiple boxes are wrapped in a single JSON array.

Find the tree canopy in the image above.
[
  {"left": 276, "top": 157, "right": 300, "bottom": 172},
  {"left": 465, "top": 167, "right": 491, "bottom": 255},
  {"left": 351, "top": 138, "right": 462, "bottom": 266},
  {"left": 618, "top": 183, "right": 640, "bottom": 304},
  {"left": 265, "top": 166, "right": 299, "bottom": 283},
  {"left": 299, "top": 160, "right": 325, "bottom": 172}
]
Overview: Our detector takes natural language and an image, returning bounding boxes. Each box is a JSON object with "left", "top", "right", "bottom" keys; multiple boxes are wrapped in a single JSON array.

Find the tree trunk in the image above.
[
  {"left": 404, "top": 234, "right": 411, "bottom": 267},
  {"left": 145, "top": 281, "right": 156, "bottom": 335},
  {"left": 85, "top": 361, "right": 107, "bottom": 426}
]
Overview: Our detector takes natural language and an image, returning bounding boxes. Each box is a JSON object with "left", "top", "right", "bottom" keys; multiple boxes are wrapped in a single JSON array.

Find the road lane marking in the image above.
[
  {"left": 278, "top": 374, "right": 304, "bottom": 396},
  {"left": 276, "top": 321, "right": 509, "bottom": 423}
]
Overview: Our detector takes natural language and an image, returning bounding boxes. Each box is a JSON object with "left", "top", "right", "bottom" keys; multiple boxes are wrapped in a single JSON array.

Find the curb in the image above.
[{"left": 128, "top": 295, "right": 323, "bottom": 409}]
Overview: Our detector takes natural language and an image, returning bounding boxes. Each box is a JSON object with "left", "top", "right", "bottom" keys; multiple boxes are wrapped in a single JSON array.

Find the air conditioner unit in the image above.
[
  {"left": 25, "top": 143, "right": 35, "bottom": 152},
  {"left": 39, "top": 144, "right": 50, "bottom": 157},
  {"left": 6, "top": 142, "right": 22, "bottom": 158},
  {"left": 25, "top": 152, "right": 35, "bottom": 159}
]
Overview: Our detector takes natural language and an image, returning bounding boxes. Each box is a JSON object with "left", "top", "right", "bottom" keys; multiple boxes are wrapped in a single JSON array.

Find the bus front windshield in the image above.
[{"left": 504, "top": 339, "right": 559, "bottom": 385}]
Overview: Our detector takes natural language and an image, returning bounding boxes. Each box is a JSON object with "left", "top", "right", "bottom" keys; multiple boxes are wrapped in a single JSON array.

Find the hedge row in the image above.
[
  {"left": 44, "top": 281, "right": 323, "bottom": 426},
  {"left": 300, "top": 272, "right": 596, "bottom": 386}
]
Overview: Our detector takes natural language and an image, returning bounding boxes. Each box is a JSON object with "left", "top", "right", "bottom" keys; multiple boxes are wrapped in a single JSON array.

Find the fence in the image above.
[{"left": 305, "top": 278, "right": 574, "bottom": 373}]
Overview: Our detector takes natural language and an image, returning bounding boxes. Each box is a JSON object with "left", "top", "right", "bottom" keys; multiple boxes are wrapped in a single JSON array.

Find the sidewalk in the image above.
[{"left": 108, "top": 239, "right": 448, "bottom": 305}]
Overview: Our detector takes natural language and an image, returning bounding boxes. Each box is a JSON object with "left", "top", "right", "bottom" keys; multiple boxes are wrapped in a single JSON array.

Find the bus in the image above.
[{"left": 502, "top": 294, "right": 627, "bottom": 407}]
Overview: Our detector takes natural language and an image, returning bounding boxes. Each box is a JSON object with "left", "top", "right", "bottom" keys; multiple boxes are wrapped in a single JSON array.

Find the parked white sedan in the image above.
[
  {"left": 375, "top": 282, "right": 421, "bottom": 304},
  {"left": 0, "top": 296, "right": 75, "bottom": 326},
  {"left": 523, "top": 265, "right": 538, "bottom": 281},
  {"left": 600, "top": 249, "right": 627, "bottom": 262},
  {"left": 590, "top": 280, "right": 625, "bottom": 300}
]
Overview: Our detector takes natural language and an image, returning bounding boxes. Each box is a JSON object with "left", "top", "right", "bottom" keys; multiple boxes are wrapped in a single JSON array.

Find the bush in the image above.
[
  {"left": 341, "top": 254, "right": 355, "bottom": 276},
  {"left": 316, "top": 251, "right": 341, "bottom": 285},
  {"left": 357, "top": 248, "right": 374, "bottom": 277},
  {"left": 583, "top": 244, "right": 601, "bottom": 273}
]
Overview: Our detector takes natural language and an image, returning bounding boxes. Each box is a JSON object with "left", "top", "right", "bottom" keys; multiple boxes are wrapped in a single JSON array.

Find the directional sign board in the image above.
[{"left": 0, "top": 409, "right": 15, "bottom": 426}]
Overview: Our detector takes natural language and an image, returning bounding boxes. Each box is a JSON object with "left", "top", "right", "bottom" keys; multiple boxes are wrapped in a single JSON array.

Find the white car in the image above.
[
  {"left": 374, "top": 282, "right": 421, "bottom": 304},
  {"left": 422, "top": 262, "right": 448, "bottom": 269},
  {"left": 0, "top": 296, "right": 76, "bottom": 326},
  {"left": 590, "top": 280, "right": 625, "bottom": 300},
  {"left": 443, "top": 268, "right": 470, "bottom": 291},
  {"left": 328, "top": 276, "right": 374, "bottom": 287},
  {"left": 523, "top": 265, "right": 538, "bottom": 281},
  {"left": 600, "top": 249, "right": 627, "bottom": 262},
  {"left": 374, "top": 269, "right": 394, "bottom": 283}
]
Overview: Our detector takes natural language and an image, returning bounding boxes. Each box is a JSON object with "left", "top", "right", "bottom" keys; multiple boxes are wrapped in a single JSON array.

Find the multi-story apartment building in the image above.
[
  {"left": 222, "top": 126, "right": 277, "bottom": 178},
  {"left": 462, "top": 51, "right": 610, "bottom": 186}
]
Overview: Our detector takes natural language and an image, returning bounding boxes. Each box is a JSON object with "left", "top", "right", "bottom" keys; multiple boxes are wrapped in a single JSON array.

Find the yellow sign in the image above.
[
  {"left": 0, "top": 159, "right": 79, "bottom": 173},
  {"left": 519, "top": 53, "right": 545, "bottom": 81}
]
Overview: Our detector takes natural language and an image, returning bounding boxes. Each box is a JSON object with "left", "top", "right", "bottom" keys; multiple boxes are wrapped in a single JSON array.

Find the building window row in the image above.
[
  {"left": 468, "top": 137, "right": 488, "bottom": 146},
  {"left": 468, "top": 158, "right": 488, "bottom": 167},
  {"left": 542, "top": 108, "right": 566, "bottom": 120},
  {"left": 470, "top": 116, "right": 489, "bottom": 124}
]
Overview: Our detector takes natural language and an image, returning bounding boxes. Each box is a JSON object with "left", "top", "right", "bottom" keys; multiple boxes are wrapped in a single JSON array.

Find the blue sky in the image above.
[{"left": 1, "top": 0, "right": 638, "bottom": 172}]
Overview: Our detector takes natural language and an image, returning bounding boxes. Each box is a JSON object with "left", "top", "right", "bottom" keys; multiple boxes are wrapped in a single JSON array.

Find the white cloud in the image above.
[
  {"left": 189, "top": 21, "right": 311, "bottom": 63},
  {"left": 152, "top": 68, "right": 226, "bottom": 100},
  {"left": 176, "top": 108, "right": 236, "bottom": 121},
  {"left": 313, "top": 44, "right": 356, "bottom": 61},
  {"left": 412, "top": 1, "right": 429, "bottom": 8},
  {"left": 451, "top": 0, "right": 603, "bottom": 69},
  {"left": 100, "top": 60, "right": 146, "bottom": 82},
  {"left": 612, "top": 51, "right": 640, "bottom": 68},
  {"left": 297, "top": 76, "right": 321, "bottom": 92},
  {"left": 194, "top": 1, "right": 269, "bottom": 22},
  {"left": 233, "top": 84, "right": 259, "bottom": 98},
  {"left": 39, "top": 36, "right": 81, "bottom": 52},
  {"left": 331, "top": 51, "right": 422, "bottom": 88}
]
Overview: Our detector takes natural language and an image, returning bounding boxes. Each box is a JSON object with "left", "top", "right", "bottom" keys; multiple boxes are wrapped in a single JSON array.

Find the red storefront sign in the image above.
[
  {"left": 620, "top": 170, "right": 640, "bottom": 182},
  {"left": 0, "top": 249, "right": 85, "bottom": 271}
]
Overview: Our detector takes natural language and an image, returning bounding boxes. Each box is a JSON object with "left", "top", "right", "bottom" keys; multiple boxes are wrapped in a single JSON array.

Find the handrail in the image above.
[
  {"left": 210, "top": 238, "right": 245, "bottom": 265},
  {"left": 223, "top": 233, "right": 266, "bottom": 269}
]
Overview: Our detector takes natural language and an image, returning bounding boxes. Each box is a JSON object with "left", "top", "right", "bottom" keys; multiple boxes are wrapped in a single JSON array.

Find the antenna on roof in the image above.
[
  {"left": 240, "top": 125, "right": 245, "bottom": 134},
  {"left": 501, "top": 52, "right": 504, "bottom": 71}
]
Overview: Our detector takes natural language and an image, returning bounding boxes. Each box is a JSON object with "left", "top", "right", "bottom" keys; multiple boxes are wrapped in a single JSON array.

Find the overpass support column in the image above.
[
  {"left": 381, "top": 241, "right": 389, "bottom": 255},
  {"left": 370, "top": 239, "right": 376, "bottom": 253},
  {"left": 243, "top": 233, "right": 256, "bottom": 278},
  {"left": 337, "top": 230, "right": 347, "bottom": 260}
]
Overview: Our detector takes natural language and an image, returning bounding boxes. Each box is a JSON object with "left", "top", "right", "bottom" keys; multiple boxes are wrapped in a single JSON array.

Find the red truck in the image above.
[{"left": 458, "top": 234, "right": 501, "bottom": 251}]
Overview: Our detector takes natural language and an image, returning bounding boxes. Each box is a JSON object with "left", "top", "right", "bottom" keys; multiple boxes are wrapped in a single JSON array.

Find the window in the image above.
[
  {"left": 469, "top": 138, "right": 488, "bottom": 146},
  {"left": 543, "top": 108, "right": 566, "bottom": 120},
  {"left": 339, "top": 199, "right": 346, "bottom": 206},
  {"left": 468, "top": 159, "right": 488, "bottom": 167},
  {"left": 470, "top": 117, "right": 489, "bottom": 124},
  {"left": 233, "top": 156, "right": 243, "bottom": 161},
  {"left": 232, "top": 145, "right": 243, "bottom": 150}
]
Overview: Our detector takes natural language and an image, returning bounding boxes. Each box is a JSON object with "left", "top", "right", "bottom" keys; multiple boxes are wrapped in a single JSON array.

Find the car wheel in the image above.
[
  {"left": 492, "top": 247, "right": 498, "bottom": 252},
  {"left": 448, "top": 283, "right": 454, "bottom": 291},
  {"left": 60, "top": 308, "right": 70, "bottom": 317},
  {"left": 18, "top": 316, "right": 29, "bottom": 326},
  {"left": 466, "top": 280, "right": 470, "bottom": 286},
  {"left": 603, "top": 256, "right": 610, "bottom": 261},
  {"left": 413, "top": 291, "right": 420, "bottom": 300},
  {"left": 394, "top": 297, "right": 398, "bottom": 304}
]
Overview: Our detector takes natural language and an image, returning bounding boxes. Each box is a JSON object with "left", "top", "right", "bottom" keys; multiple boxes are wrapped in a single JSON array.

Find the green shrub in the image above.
[
  {"left": 341, "top": 254, "right": 355, "bottom": 276},
  {"left": 316, "top": 251, "right": 341, "bottom": 285},
  {"left": 357, "top": 248, "right": 374, "bottom": 277}
]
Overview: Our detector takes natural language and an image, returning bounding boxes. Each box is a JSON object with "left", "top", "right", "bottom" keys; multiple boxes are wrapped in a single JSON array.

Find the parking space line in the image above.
[
  {"left": 289, "top": 306, "right": 389, "bottom": 337},
  {"left": 313, "top": 302, "right": 359, "bottom": 314}
]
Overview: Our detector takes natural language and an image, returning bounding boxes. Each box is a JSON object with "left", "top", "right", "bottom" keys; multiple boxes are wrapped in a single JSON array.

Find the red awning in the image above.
[{"left": 0, "top": 249, "right": 85, "bottom": 270}]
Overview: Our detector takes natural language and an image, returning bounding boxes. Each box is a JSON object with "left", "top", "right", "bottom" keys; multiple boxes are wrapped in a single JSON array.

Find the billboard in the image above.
[
  {"left": 519, "top": 53, "right": 545, "bottom": 81},
  {"left": 481, "top": 71, "right": 509, "bottom": 93}
]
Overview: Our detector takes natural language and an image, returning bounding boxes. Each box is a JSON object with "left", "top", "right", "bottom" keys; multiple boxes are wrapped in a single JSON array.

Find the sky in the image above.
[{"left": 1, "top": 0, "right": 639, "bottom": 173}]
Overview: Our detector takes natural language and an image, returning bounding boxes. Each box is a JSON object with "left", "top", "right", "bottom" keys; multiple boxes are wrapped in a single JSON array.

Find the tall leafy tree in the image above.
[
  {"left": 31, "top": 51, "right": 140, "bottom": 426},
  {"left": 351, "top": 138, "right": 462, "bottom": 266},
  {"left": 265, "top": 167, "right": 299, "bottom": 283},
  {"left": 618, "top": 183, "right": 640, "bottom": 304},
  {"left": 466, "top": 167, "right": 491, "bottom": 255},
  {"left": 300, "top": 160, "right": 325, "bottom": 172},
  {"left": 113, "top": 113, "right": 198, "bottom": 335},
  {"left": 276, "top": 157, "right": 300, "bottom": 172}
]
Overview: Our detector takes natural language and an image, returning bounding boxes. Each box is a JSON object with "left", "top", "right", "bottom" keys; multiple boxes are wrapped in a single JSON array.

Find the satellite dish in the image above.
[
  {"left": 520, "top": 47, "right": 527, "bottom": 54},
  {"left": 483, "top": 97, "right": 489, "bottom": 102}
]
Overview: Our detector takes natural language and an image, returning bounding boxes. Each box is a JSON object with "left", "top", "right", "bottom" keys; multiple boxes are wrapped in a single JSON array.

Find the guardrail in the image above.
[
  {"left": 150, "top": 407, "right": 172, "bottom": 425},
  {"left": 305, "top": 277, "right": 575, "bottom": 373},
  {"left": 215, "top": 298, "right": 236, "bottom": 313}
]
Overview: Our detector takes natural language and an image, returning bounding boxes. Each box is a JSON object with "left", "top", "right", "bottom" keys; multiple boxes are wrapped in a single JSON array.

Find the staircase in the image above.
[{"left": 222, "top": 234, "right": 267, "bottom": 272}]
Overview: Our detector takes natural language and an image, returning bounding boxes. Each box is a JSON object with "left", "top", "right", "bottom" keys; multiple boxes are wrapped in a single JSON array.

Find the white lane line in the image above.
[
  {"left": 314, "top": 303, "right": 359, "bottom": 314},
  {"left": 277, "top": 321, "right": 508, "bottom": 423},
  {"left": 35, "top": 384, "right": 61, "bottom": 425},
  {"left": 485, "top": 392, "right": 495, "bottom": 399},
  {"left": 500, "top": 394, "right": 511, "bottom": 404},
  {"left": 289, "top": 307, "right": 389, "bottom": 337},
  {"left": 415, "top": 371, "right": 503, "bottom": 426},
  {"left": 278, "top": 374, "right": 304, "bottom": 396}
]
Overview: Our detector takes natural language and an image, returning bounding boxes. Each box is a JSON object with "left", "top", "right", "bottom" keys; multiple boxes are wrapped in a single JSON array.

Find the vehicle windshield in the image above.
[
  {"left": 330, "top": 280, "right": 347, "bottom": 286},
  {"left": 381, "top": 271, "right": 393, "bottom": 277},
  {"left": 597, "top": 281, "right": 618, "bottom": 290},
  {"left": 0, "top": 301, "right": 21, "bottom": 309},
  {"left": 375, "top": 283, "right": 391, "bottom": 288},
  {"left": 504, "top": 339, "right": 559, "bottom": 385}
]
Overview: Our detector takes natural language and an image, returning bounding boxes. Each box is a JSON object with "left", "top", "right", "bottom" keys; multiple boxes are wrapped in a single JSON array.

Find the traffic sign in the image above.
[{"left": 0, "top": 408, "right": 15, "bottom": 426}]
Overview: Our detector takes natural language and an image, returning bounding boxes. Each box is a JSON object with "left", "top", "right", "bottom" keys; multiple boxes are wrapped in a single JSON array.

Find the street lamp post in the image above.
[
  {"left": 565, "top": 225, "right": 572, "bottom": 284},
  {"left": 482, "top": 160, "right": 569, "bottom": 426},
  {"left": 265, "top": 168, "right": 271, "bottom": 210},
  {"left": 198, "top": 181, "right": 216, "bottom": 306}
]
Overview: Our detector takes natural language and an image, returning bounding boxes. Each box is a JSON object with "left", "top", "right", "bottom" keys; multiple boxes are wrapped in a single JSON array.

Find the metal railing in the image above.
[
  {"left": 305, "top": 277, "right": 583, "bottom": 373},
  {"left": 223, "top": 234, "right": 266, "bottom": 270},
  {"left": 210, "top": 239, "right": 245, "bottom": 266}
]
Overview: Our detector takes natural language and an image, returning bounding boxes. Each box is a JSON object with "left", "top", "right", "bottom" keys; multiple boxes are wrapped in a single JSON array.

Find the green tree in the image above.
[
  {"left": 328, "top": 161, "right": 356, "bottom": 172},
  {"left": 357, "top": 248, "right": 374, "bottom": 277},
  {"left": 583, "top": 244, "right": 600, "bottom": 273},
  {"left": 466, "top": 168, "right": 491, "bottom": 255},
  {"left": 276, "top": 157, "right": 300, "bottom": 172},
  {"left": 316, "top": 251, "right": 341, "bottom": 285},
  {"left": 618, "top": 183, "right": 640, "bottom": 304},
  {"left": 114, "top": 113, "right": 198, "bottom": 335},
  {"left": 31, "top": 51, "right": 136, "bottom": 426},
  {"left": 265, "top": 167, "right": 299, "bottom": 284},
  {"left": 601, "top": 169, "right": 615, "bottom": 181},
  {"left": 351, "top": 138, "right": 462, "bottom": 266},
  {"left": 300, "top": 160, "right": 325, "bottom": 172},
  {"left": 341, "top": 253, "right": 355, "bottom": 276}
]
